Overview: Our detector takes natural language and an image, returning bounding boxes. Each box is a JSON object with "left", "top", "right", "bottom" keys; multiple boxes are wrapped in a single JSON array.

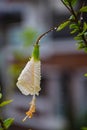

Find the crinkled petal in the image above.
[{"left": 16, "top": 57, "right": 41, "bottom": 95}]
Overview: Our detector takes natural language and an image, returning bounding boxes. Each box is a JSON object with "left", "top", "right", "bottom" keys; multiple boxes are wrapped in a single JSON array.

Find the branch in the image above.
[{"left": 61, "top": 0, "right": 72, "bottom": 13}]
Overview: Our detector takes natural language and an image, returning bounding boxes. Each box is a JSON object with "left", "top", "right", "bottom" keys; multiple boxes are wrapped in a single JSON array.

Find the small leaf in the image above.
[
  {"left": 69, "top": 15, "right": 75, "bottom": 21},
  {"left": 80, "top": 6, "right": 87, "bottom": 12},
  {"left": 63, "top": 0, "right": 77, "bottom": 6},
  {"left": 21, "top": 28, "right": 38, "bottom": 47},
  {"left": 4, "top": 118, "right": 14, "bottom": 129},
  {"left": 84, "top": 73, "right": 87, "bottom": 77},
  {"left": 70, "top": 0, "right": 77, "bottom": 6},
  {"left": 74, "top": 35, "right": 82, "bottom": 41},
  {"left": 82, "top": 127, "right": 87, "bottom": 130},
  {"left": 0, "top": 100, "right": 13, "bottom": 107},
  {"left": 84, "top": 32, "right": 87, "bottom": 36},
  {"left": 0, "top": 93, "right": 2, "bottom": 99},
  {"left": 77, "top": 43, "right": 84, "bottom": 50},
  {"left": 83, "top": 22, "right": 87, "bottom": 32},
  {"left": 84, "top": 47, "right": 87, "bottom": 52},
  {"left": 69, "top": 23, "right": 78, "bottom": 29},
  {"left": 84, "top": 32, "right": 87, "bottom": 39},
  {"left": 70, "top": 29, "right": 78, "bottom": 34},
  {"left": 57, "top": 21, "right": 70, "bottom": 31}
]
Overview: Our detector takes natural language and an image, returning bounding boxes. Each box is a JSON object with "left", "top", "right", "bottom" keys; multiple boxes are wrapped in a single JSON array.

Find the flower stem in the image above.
[{"left": 35, "top": 26, "right": 58, "bottom": 45}]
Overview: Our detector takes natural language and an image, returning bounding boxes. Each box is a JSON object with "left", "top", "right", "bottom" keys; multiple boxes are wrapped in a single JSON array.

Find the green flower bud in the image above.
[{"left": 32, "top": 44, "right": 40, "bottom": 61}]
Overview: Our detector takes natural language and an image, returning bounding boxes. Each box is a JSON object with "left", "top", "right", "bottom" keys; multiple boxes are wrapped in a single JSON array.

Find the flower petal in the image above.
[{"left": 16, "top": 57, "right": 41, "bottom": 95}]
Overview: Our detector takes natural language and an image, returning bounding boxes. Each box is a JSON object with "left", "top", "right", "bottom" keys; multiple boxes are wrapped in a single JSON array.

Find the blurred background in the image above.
[{"left": 0, "top": 0, "right": 87, "bottom": 130}]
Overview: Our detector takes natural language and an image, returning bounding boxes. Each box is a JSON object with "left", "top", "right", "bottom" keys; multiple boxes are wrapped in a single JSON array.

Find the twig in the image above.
[{"left": 61, "top": 0, "right": 72, "bottom": 13}]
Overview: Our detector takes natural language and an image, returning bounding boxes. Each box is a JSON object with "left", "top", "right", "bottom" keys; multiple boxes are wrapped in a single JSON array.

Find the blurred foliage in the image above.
[
  {"left": 0, "top": 118, "right": 14, "bottom": 130},
  {"left": 21, "top": 27, "right": 38, "bottom": 47},
  {"left": 0, "top": 100, "right": 13, "bottom": 107},
  {"left": 84, "top": 73, "right": 87, "bottom": 77},
  {"left": 82, "top": 127, "right": 87, "bottom": 130},
  {"left": 9, "top": 28, "right": 38, "bottom": 84},
  {"left": 0, "top": 87, "right": 14, "bottom": 130}
]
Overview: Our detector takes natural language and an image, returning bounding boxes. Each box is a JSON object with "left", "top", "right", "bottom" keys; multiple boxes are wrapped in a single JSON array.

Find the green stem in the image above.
[
  {"left": 61, "top": 0, "right": 72, "bottom": 13},
  {"left": 0, "top": 118, "right": 6, "bottom": 130},
  {"left": 35, "top": 26, "right": 58, "bottom": 45}
]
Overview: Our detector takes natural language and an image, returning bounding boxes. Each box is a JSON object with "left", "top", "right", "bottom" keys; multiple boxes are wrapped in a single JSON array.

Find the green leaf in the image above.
[
  {"left": 74, "top": 35, "right": 82, "bottom": 41},
  {"left": 69, "top": 15, "right": 75, "bottom": 21},
  {"left": 77, "top": 43, "right": 84, "bottom": 50},
  {"left": 84, "top": 73, "right": 87, "bottom": 77},
  {"left": 80, "top": 6, "right": 87, "bottom": 12},
  {"left": 69, "top": 23, "right": 78, "bottom": 29},
  {"left": 0, "top": 93, "right": 2, "bottom": 99},
  {"left": 0, "top": 128, "right": 3, "bottom": 130},
  {"left": 63, "top": 0, "right": 77, "bottom": 6},
  {"left": 84, "top": 47, "right": 87, "bottom": 52},
  {"left": 21, "top": 28, "right": 37, "bottom": 47},
  {"left": 70, "top": 29, "right": 78, "bottom": 34},
  {"left": 84, "top": 32, "right": 87, "bottom": 39},
  {"left": 57, "top": 21, "right": 70, "bottom": 31},
  {"left": 76, "top": 22, "right": 87, "bottom": 37},
  {"left": 83, "top": 22, "right": 87, "bottom": 32},
  {"left": 82, "top": 127, "right": 87, "bottom": 130},
  {"left": 71, "top": 0, "right": 77, "bottom": 6},
  {"left": 0, "top": 100, "right": 13, "bottom": 107},
  {"left": 84, "top": 32, "right": 87, "bottom": 36},
  {"left": 4, "top": 118, "right": 14, "bottom": 129}
]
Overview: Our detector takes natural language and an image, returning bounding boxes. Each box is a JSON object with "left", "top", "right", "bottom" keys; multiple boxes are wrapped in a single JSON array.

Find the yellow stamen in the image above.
[{"left": 23, "top": 96, "right": 36, "bottom": 122}]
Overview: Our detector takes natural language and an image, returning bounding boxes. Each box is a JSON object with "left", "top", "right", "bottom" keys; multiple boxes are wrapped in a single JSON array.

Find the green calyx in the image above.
[{"left": 32, "top": 44, "right": 40, "bottom": 61}]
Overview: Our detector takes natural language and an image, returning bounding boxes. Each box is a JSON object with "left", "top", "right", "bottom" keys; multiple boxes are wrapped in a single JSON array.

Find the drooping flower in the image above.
[
  {"left": 16, "top": 44, "right": 41, "bottom": 120},
  {"left": 16, "top": 26, "right": 58, "bottom": 121}
]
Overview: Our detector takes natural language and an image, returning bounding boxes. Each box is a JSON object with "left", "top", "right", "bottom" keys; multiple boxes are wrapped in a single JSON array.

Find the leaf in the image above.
[
  {"left": 71, "top": 0, "right": 77, "bottom": 6},
  {"left": 84, "top": 73, "right": 87, "bottom": 77},
  {"left": 4, "top": 118, "right": 14, "bottom": 129},
  {"left": 76, "top": 22, "right": 87, "bottom": 37},
  {"left": 77, "top": 43, "right": 84, "bottom": 50},
  {"left": 0, "top": 93, "right": 2, "bottom": 99},
  {"left": 21, "top": 28, "right": 38, "bottom": 47},
  {"left": 69, "top": 15, "right": 75, "bottom": 21},
  {"left": 57, "top": 21, "right": 70, "bottom": 31},
  {"left": 70, "top": 29, "right": 78, "bottom": 34},
  {"left": 82, "top": 127, "right": 87, "bottom": 130},
  {"left": 0, "top": 128, "right": 3, "bottom": 130},
  {"left": 84, "top": 32, "right": 87, "bottom": 36},
  {"left": 69, "top": 23, "right": 79, "bottom": 34},
  {"left": 69, "top": 23, "right": 78, "bottom": 29},
  {"left": 80, "top": 6, "right": 87, "bottom": 12},
  {"left": 74, "top": 35, "right": 82, "bottom": 41},
  {"left": 0, "top": 100, "right": 13, "bottom": 107},
  {"left": 63, "top": 0, "right": 77, "bottom": 6},
  {"left": 83, "top": 22, "right": 87, "bottom": 32},
  {"left": 84, "top": 32, "right": 87, "bottom": 39},
  {"left": 84, "top": 47, "right": 87, "bottom": 52}
]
